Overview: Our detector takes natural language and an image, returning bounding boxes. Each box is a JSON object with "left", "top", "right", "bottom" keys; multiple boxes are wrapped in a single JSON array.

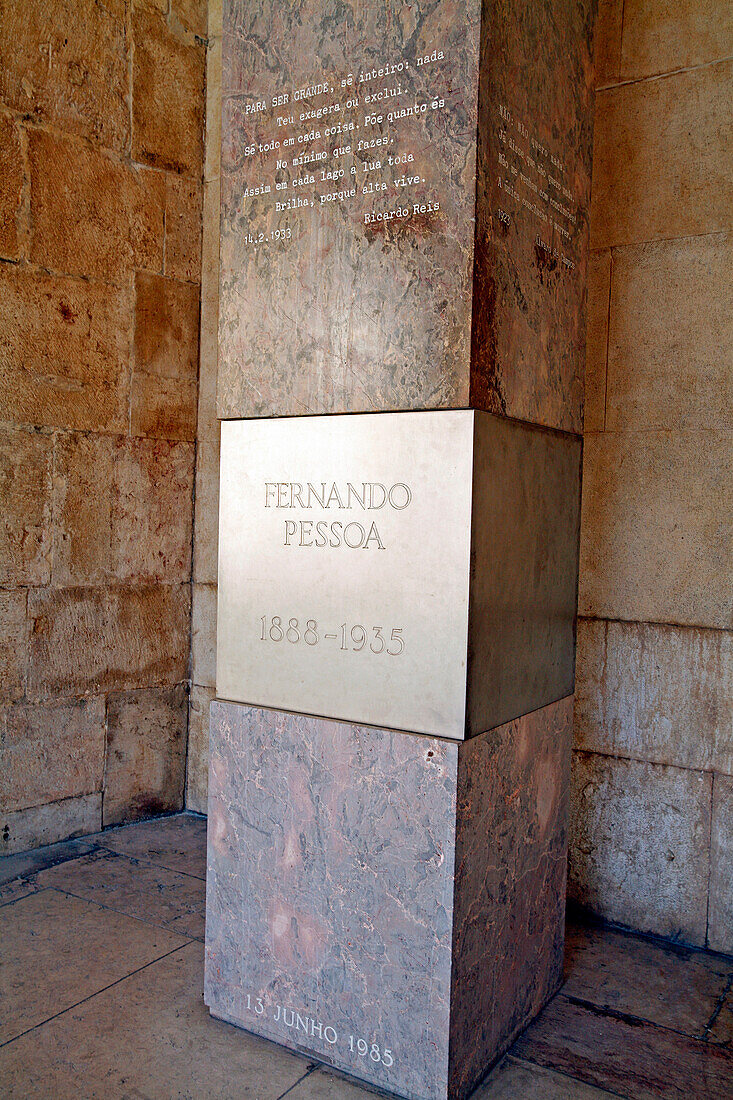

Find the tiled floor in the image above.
[{"left": 0, "top": 813, "right": 730, "bottom": 1099}]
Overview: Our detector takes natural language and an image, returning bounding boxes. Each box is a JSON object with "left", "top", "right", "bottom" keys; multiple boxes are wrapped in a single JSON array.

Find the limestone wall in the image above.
[
  {"left": 0, "top": 0, "right": 207, "bottom": 851},
  {"left": 570, "top": 0, "right": 732, "bottom": 951},
  {"left": 185, "top": 0, "right": 222, "bottom": 814}
]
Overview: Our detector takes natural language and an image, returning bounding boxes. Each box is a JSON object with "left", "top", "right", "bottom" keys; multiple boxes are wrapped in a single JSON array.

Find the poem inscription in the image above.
[
  {"left": 218, "top": 0, "right": 594, "bottom": 426},
  {"left": 233, "top": 50, "right": 450, "bottom": 242}
]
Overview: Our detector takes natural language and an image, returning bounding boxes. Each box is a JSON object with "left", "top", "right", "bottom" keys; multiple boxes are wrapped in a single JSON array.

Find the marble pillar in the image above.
[
  {"left": 216, "top": 0, "right": 595, "bottom": 432},
  {"left": 206, "top": 697, "right": 573, "bottom": 1100},
  {"left": 206, "top": 0, "right": 597, "bottom": 1095}
]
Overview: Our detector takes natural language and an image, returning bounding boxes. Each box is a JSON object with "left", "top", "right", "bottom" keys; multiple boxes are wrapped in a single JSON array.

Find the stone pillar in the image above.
[{"left": 205, "top": 1, "right": 596, "bottom": 1097}]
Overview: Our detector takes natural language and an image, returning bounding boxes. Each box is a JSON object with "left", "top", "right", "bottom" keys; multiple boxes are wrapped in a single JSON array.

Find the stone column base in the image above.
[{"left": 204, "top": 696, "right": 572, "bottom": 1100}]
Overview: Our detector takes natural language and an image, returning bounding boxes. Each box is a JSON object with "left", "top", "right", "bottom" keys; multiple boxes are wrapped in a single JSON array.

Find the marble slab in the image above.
[
  {"left": 217, "top": 0, "right": 595, "bottom": 433},
  {"left": 204, "top": 695, "right": 573, "bottom": 1100},
  {"left": 216, "top": 410, "right": 581, "bottom": 740}
]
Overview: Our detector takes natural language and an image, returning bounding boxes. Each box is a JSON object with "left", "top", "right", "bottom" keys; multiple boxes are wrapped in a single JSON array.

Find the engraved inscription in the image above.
[
  {"left": 259, "top": 617, "right": 405, "bottom": 655},
  {"left": 233, "top": 70, "right": 582, "bottom": 277},
  {"left": 265, "top": 479, "right": 413, "bottom": 550},
  {"left": 241, "top": 991, "right": 395, "bottom": 1070},
  {"left": 217, "top": 413, "right": 474, "bottom": 739},
  {"left": 234, "top": 49, "right": 451, "bottom": 243},
  {"left": 493, "top": 102, "right": 580, "bottom": 272}
]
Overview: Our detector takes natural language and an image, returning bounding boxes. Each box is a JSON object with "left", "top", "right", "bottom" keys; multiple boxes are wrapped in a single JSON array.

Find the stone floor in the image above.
[{"left": 0, "top": 813, "right": 730, "bottom": 1100}]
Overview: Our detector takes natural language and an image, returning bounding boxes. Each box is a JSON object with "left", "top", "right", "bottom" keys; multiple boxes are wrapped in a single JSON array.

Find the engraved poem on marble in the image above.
[
  {"left": 216, "top": 412, "right": 474, "bottom": 739},
  {"left": 219, "top": 0, "right": 590, "bottom": 423},
  {"left": 219, "top": 0, "right": 482, "bottom": 417}
]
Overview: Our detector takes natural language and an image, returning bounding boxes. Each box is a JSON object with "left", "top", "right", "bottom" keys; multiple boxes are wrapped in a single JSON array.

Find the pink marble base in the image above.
[{"left": 204, "top": 696, "right": 572, "bottom": 1099}]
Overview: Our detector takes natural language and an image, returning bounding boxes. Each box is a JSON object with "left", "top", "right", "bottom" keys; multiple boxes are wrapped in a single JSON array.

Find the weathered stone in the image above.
[
  {"left": 29, "top": 130, "right": 165, "bottom": 281},
  {"left": 165, "top": 173, "right": 203, "bottom": 282},
  {"left": 708, "top": 773, "right": 733, "bottom": 954},
  {"left": 475, "top": 1056, "right": 623, "bottom": 1100},
  {"left": 0, "top": 114, "right": 24, "bottom": 260},
  {"left": 0, "top": 425, "right": 52, "bottom": 585},
  {"left": 53, "top": 433, "right": 194, "bottom": 585},
  {"left": 0, "top": 697, "right": 105, "bottom": 814},
  {"left": 185, "top": 685, "right": 214, "bottom": 815},
  {"left": 134, "top": 271, "right": 199, "bottom": 379},
  {"left": 707, "top": 986, "right": 733, "bottom": 1044},
  {"left": 569, "top": 752, "right": 711, "bottom": 946},
  {"left": 511, "top": 992, "right": 732, "bottom": 1100},
  {"left": 562, "top": 919, "right": 732, "bottom": 1037},
  {"left": 0, "top": 589, "right": 28, "bottom": 704},
  {"left": 606, "top": 233, "right": 732, "bottom": 431},
  {"left": 132, "top": 272, "right": 199, "bottom": 440},
  {"left": 0, "top": 0, "right": 129, "bottom": 153},
  {"left": 0, "top": 793, "right": 101, "bottom": 856},
  {"left": 593, "top": 0, "right": 623, "bottom": 86},
  {"left": 0, "top": 880, "right": 39, "bottom": 907},
  {"left": 33, "top": 847, "right": 205, "bottom": 940},
  {"left": 191, "top": 583, "right": 216, "bottom": 689},
  {"left": 52, "top": 433, "right": 112, "bottom": 586},
  {"left": 104, "top": 685, "right": 188, "bottom": 826},
  {"left": 110, "top": 440, "right": 195, "bottom": 581},
  {"left": 132, "top": 5, "right": 205, "bottom": 175},
  {"left": 583, "top": 250, "right": 610, "bottom": 432},
  {"left": 575, "top": 619, "right": 733, "bottom": 773},
  {"left": 27, "top": 584, "right": 190, "bottom": 698},
  {"left": 130, "top": 374, "right": 198, "bottom": 441},
  {"left": 192, "top": 435, "right": 219, "bottom": 584},
  {"left": 137, "top": 0, "right": 169, "bottom": 13},
  {"left": 591, "top": 61, "right": 732, "bottom": 249},
  {"left": 578, "top": 430, "right": 733, "bottom": 628},
  {"left": 620, "top": 0, "right": 733, "bottom": 82},
  {"left": 0, "top": 265, "right": 131, "bottom": 433},
  {"left": 206, "top": 696, "right": 573, "bottom": 1100},
  {"left": 172, "top": 0, "right": 209, "bottom": 38}
]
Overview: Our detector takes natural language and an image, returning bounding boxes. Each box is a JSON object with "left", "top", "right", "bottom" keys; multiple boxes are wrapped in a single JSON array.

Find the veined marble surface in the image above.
[{"left": 204, "top": 696, "right": 574, "bottom": 1099}]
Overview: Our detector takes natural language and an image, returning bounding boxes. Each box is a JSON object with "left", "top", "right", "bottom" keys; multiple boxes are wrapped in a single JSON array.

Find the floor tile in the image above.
[
  {"left": 0, "top": 889, "right": 187, "bottom": 1045},
  {"left": 563, "top": 921, "right": 733, "bottom": 1037},
  {"left": 0, "top": 836, "right": 100, "bottom": 884},
  {"left": 285, "top": 1065, "right": 388, "bottom": 1099},
  {"left": 0, "top": 878, "right": 39, "bottom": 908},
  {"left": 706, "top": 982, "right": 733, "bottom": 1045},
  {"left": 511, "top": 994, "right": 733, "bottom": 1100},
  {"left": 474, "top": 1055, "right": 627, "bottom": 1099},
  {"left": 0, "top": 942, "right": 312, "bottom": 1099},
  {"left": 32, "top": 848, "right": 206, "bottom": 939},
  {"left": 99, "top": 812, "right": 207, "bottom": 879},
  {"left": 286, "top": 1055, "right": 628, "bottom": 1100}
]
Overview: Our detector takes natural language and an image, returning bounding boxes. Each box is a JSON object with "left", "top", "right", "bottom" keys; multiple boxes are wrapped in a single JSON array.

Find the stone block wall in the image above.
[
  {"left": 570, "top": 0, "right": 732, "bottom": 952},
  {"left": 185, "top": 0, "right": 221, "bottom": 814},
  {"left": 0, "top": 0, "right": 207, "bottom": 852}
]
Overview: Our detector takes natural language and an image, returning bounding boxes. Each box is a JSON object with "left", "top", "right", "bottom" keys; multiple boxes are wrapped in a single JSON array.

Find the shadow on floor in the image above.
[{"left": 0, "top": 813, "right": 730, "bottom": 1099}]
